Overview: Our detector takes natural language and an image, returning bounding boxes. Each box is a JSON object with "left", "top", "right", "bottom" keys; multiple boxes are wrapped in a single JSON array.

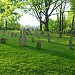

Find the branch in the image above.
[{"left": 48, "top": 0, "right": 65, "bottom": 17}]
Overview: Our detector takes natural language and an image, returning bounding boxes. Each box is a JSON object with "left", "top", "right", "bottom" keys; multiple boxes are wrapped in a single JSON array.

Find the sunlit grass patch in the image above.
[{"left": 0, "top": 30, "right": 75, "bottom": 75}]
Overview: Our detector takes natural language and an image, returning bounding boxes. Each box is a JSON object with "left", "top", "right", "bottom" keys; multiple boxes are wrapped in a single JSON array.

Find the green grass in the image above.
[{"left": 0, "top": 30, "right": 75, "bottom": 75}]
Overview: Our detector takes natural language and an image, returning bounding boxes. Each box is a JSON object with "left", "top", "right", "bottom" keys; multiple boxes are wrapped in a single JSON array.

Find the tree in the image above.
[
  {"left": 28, "top": 0, "right": 66, "bottom": 31},
  {"left": 0, "top": 0, "right": 27, "bottom": 30}
]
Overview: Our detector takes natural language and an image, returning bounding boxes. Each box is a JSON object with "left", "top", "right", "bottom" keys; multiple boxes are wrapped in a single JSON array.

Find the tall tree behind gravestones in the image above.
[
  {"left": 28, "top": 0, "right": 65, "bottom": 31},
  {"left": 0, "top": 0, "right": 27, "bottom": 31},
  {"left": 68, "top": 0, "right": 75, "bottom": 49},
  {"left": 56, "top": 0, "right": 67, "bottom": 38}
]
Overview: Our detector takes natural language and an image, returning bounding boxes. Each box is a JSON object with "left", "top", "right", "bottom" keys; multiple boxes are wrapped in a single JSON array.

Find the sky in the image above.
[
  {"left": 19, "top": 13, "right": 40, "bottom": 27},
  {"left": 18, "top": 3, "right": 70, "bottom": 27}
]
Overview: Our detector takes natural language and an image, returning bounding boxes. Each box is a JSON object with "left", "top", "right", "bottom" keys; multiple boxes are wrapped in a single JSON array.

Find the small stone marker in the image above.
[
  {"left": 19, "top": 34, "right": 26, "bottom": 46},
  {"left": 59, "top": 31, "right": 62, "bottom": 38},
  {"left": 11, "top": 32, "right": 14, "bottom": 37},
  {"left": 48, "top": 33, "right": 50, "bottom": 43},
  {"left": 31, "top": 36, "right": 34, "bottom": 42},
  {"left": 20, "top": 30, "right": 22, "bottom": 34},
  {"left": 37, "top": 40, "right": 41, "bottom": 49},
  {"left": 40, "top": 31, "right": 44, "bottom": 34},
  {"left": 0, "top": 38, "right": 6, "bottom": 43}
]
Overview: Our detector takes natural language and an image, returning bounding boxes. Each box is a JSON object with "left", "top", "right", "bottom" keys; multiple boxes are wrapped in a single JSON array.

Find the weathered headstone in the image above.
[
  {"left": 59, "top": 31, "right": 62, "bottom": 38},
  {"left": 19, "top": 34, "right": 26, "bottom": 46},
  {"left": 37, "top": 40, "right": 41, "bottom": 49},
  {"left": 20, "top": 30, "right": 22, "bottom": 34},
  {"left": 0, "top": 38, "right": 6, "bottom": 43},
  {"left": 40, "top": 31, "right": 44, "bottom": 34},
  {"left": 47, "top": 33, "right": 50, "bottom": 43},
  {"left": 31, "top": 36, "right": 34, "bottom": 42},
  {"left": 69, "top": 33, "right": 72, "bottom": 49},
  {"left": 11, "top": 32, "right": 14, "bottom": 37}
]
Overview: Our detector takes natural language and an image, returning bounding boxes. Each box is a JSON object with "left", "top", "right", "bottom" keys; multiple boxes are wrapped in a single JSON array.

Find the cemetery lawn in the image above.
[{"left": 0, "top": 30, "right": 75, "bottom": 75}]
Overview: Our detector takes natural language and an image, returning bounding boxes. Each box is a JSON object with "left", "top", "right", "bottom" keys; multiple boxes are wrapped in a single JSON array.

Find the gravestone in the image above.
[
  {"left": 0, "top": 38, "right": 6, "bottom": 43},
  {"left": 19, "top": 34, "right": 26, "bottom": 46},
  {"left": 59, "top": 31, "right": 62, "bottom": 38},
  {"left": 11, "top": 32, "right": 14, "bottom": 37},
  {"left": 69, "top": 33, "right": 72, "bottom": 49},
  {"left": 47, "top": 33, "right": 50, "bottom": 43},
  {"left": 37, "top": 40, "right": 41, "bottom": 49},
  {"left": 20, "top": 30, "right": 22, "bottom": 34},
  {"left": 40, "top": 31, "right": 44, "bottom": 34},
  {"left": 31, "top": 36, "right": 34, "bottom": 42},
  {"left": 25, "top": 29, "right": 32, "bottom": 35}
]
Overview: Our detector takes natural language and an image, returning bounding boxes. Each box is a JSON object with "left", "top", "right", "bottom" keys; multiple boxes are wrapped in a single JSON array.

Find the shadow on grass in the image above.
[{"left": 5, "top": 42, "right": 75, "bottom": 61}]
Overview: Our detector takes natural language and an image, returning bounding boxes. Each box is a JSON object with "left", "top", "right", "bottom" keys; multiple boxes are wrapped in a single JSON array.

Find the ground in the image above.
[{"left": 0, "top": 30, "right": 75, "bottom": 75}]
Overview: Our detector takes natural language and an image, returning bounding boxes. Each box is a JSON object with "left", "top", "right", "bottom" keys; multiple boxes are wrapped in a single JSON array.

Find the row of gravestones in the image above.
[
  {"left": 19, "top": 34, "right": 41, "bottom": 49},
  {"left": 19, "top": 32, "right": 73, "bottom": 49},
  {"left": 3, "top": 30, "right": 17, "bottom": 37},
  {"left": 19, "top": 29, "right": 50, "bottom": 49},
  {"left": 0, "top": 30, "right": 72, "bottom": 49}
]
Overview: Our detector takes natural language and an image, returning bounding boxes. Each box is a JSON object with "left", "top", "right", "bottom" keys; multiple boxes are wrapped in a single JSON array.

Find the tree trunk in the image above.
[
  {"left": 44, "top": 0, "right": 49, "bottom": 31},
  {"left": 40, "top": 17, "right": 42, "bottom": 31},
  {"left": 61, "top": 12, "right": 63, "bottom": 32},
  {"left": 5, "top": 20, "right": 8, "bottom": 31},
  {"left": 69, "top": 15, "right": 74, "bottom": 49},
  {"left": 39, "top": 11, "right": 42, "bottom": 31},
  {"left": 45, "top": 16, "right": 49, "bottom": 31}
]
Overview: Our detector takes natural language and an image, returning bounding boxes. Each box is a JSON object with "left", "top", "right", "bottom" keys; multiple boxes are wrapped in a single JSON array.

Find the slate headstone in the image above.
[
  {"left": 19, "top": 34, "right": 26, "bottom": 46},
  {"left": 37, "top": 40, "right": 41, "bottom": 49}
]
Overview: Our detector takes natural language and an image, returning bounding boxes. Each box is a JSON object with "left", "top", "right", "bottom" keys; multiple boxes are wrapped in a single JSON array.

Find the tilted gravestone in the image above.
[
  {"left": 0, "top": 38, "right": 7, "bottom": 43},
  {"left": 19, "top": 34, "right": 26, "bottom": 46},
  {"left": 37, "top": 40, "right": 41, "bottom": 49}
]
